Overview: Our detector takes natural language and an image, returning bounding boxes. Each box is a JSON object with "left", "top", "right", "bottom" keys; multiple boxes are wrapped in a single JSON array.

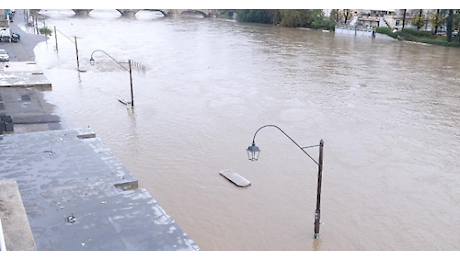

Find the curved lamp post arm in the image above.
[
  {"left": 248, "top": 124, "right": 325, "bottom": 239},
  {"left": 251, "top": 124, "right": 320, "bottom": 165},
  {"left": 90, "top": 49, "right": 129, "bottom": 72},
  {"left": 89, "top": 49, "right": 134, "bottom": 107}
]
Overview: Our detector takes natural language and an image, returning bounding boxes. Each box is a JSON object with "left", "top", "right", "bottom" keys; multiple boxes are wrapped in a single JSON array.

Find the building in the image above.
[
  {"left": 352, "top": 9, "right": 394, "bottom": 29},
  {"left": 342, "top": 9, "right": 444, "bottom": 32},
  {"left": 0, "top": 9, "right": 10, "bottom": 28},
  {"left": 381, "top": 9, "right": 445, "bottom": 32}
]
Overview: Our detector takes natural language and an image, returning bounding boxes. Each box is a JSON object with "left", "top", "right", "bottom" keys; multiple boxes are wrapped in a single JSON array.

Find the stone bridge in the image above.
[{"left": 29, "top": 9, "right": 235, "bottom": 18}]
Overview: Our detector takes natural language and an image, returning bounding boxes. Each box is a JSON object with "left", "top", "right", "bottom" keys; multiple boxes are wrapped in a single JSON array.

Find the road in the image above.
[
  {"left": 0, "top": 9, "right": 63, "bottom": 134},
  {"left": 0, "top": 9, "right": 46, "bottom": 61}
]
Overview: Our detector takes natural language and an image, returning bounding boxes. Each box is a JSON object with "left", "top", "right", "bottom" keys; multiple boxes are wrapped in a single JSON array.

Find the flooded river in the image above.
[{"left": 25, "top": 9, "right": 460, "bottom": 250}]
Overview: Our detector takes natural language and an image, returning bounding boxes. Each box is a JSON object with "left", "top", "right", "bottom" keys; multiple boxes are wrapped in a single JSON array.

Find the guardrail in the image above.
[
  {"left": 0, "top": 217, "right": 6, "bottom": 251},
  {"left": 335, "top": 26, "right": 375, "bottom": 37},
  {"left": 335, "top": 25, "right": 376, "bottom": 32}
]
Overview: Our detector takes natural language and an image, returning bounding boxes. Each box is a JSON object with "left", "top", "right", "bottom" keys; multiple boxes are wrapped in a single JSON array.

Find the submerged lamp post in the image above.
[
  {"left": 90, "top": 50, "right": 134, "bottom": 107},
  {"left": 247, "top": 124, "right": 324, "bottom": 239}
]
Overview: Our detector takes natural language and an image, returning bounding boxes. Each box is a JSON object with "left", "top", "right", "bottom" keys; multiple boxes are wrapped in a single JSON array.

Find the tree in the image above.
[
  {"left": 311, "top": 9, "right": 336, "bottom": 30},
  {"left": 402, "top": 9, "right": 407, "bottom": 29},
  {"left": 279, "top": 9, "right": 302, "bottom": 27},
  {"left": 269, "top": 9, "right": 281, "bottom": 25},
  {"left": 455, "top": 10, "right": 460, "bottom": 43},
  {"left": 412, "top": 9, "right": 425, "bottom": 29},
  {"left": 329, "top": 9, "right": 343, "bottom": 22},
  {"left": 429, "top": 9, "right": 444, "bottom": 34},
  {"left": 236, "top": 9, "right": 336, "bottom": 30},
  {"left": 279, "top": 9, "right": 314, "bottom": 27},
  {"left": 343, "top": 9, "right": 353, "bottom": 24},
  {"left": 236, "top": 10, "right": 275, "bottom": 24},
  {"left": 446, "top": 9, "right": 454, "bottom": 42}
]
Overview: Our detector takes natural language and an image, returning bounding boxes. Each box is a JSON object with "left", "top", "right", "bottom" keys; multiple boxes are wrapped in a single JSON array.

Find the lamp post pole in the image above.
[
  {"left": 90, "top": 50, "right": 139, "bottom": 108},
  {"left": 74, "top": 36, "right": 79, "bottom": 70},
  {"left": 129, "top": 59, "right": 134, "bottom": 107},
  {"left": 314, "top": 139, "right": 324, "bottom": 239},
  {"left": 54, "top": 28, "right": 81, "bottom": 69},
  {"left": 54, "top": 26, "right": 58, "bottom": 51},
  {"left": 247, "top": 125, "right": 325, "bottom": 239}
]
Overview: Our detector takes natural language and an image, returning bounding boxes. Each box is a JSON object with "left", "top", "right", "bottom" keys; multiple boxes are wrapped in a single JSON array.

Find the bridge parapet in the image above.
[{"left": 28, "top": 9, "right": 234, "bottom": 18}]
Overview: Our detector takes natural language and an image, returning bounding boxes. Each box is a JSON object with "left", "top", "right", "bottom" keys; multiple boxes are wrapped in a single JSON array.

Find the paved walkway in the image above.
[
  {"left": 5, "top": 9, "right": 46, "bottom": 61},
  {"left": 0, "top": 10, "right": 58, "bottom": 134},
  {"left": 0, "top": 129, "right": 200, "bottom": 251},
  {"left": 11, "top": 39, "right": 32, "bottom": 61},
  {"left": 0, "top": 10, "right": 44, "bottom": 69},
  {"left": 0, "top": 10, "right": 200, "bottom": 251}
]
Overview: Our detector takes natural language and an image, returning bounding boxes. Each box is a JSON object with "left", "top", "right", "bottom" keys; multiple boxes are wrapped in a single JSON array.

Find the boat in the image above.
[{"left": 322, "top": 30, "right": 330, "bottom": 33}]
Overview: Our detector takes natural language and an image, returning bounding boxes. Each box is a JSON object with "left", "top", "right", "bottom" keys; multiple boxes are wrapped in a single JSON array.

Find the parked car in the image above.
[
  {"left": 0, "top": 28, "right": 11, "bottom": 42},
  {"left": 0, "top": 49, "right": 9, "bottom": 62}
]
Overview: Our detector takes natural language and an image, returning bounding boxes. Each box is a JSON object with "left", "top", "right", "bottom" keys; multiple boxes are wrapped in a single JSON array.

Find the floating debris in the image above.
[
  {"left": 65, "top": 213, "right": 76, "bottom": 223},
  {"left": 43, "top": 150, "right": 56, "bottom": 155}
]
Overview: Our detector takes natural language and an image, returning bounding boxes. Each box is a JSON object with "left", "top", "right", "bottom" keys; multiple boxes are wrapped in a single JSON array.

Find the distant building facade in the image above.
[
  {"left": 328, "top": 9, "right": 447, "bottom": 32},
  {"left": 0, "top": 9, "right": 10, "bottom": 28}
]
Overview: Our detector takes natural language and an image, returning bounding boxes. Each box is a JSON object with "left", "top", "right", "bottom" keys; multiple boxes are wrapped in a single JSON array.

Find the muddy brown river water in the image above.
[{"left": 23, "top": 9, "right": 460, "bottom": 250}]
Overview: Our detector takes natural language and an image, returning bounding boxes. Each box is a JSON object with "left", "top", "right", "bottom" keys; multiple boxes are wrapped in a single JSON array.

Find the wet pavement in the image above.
[
  {"left": 0, "top": 128, "right": 199, "bottom": 251},
  {"left": 0, "top": 10, "right": 200, "bottom": 251},
  {"left": 0, "top": 67, "right": 58, "bottom": 133},
  {"left": 0, "top": 61, "right": 52, "bottom": 88},
  {"left": 1, "top": 11, "right": 55, "bottom": 134},
  {"left": 2, "top": 10, "right": 46, "bottom": 62}
]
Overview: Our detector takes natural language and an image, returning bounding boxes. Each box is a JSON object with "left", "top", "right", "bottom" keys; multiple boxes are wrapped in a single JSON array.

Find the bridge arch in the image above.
[
  {"left": 180, "top": 10, "right": 208, "bottom": 17},
  {"left": 71, "top": 9, "right": 93, "bottom": 16},
  {"left": 116, "top": 9, "right": 141, "bottom": 17},
  {"left": 146, "top": 9, "right": 168, "bottom": 17},
  {"left": 219, "top": 10, "right": 236, "bottom": 16}
]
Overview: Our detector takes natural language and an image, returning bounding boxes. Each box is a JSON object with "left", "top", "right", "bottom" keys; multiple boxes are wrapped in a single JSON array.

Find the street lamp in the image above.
[
  {"left": 90, "top": 50, "right": 134, "bottom": 107},
  {"left": 246, "top": 143, "right": 260, "bottom": 161},
  {"left": 247, "top": 124, "right": 324, "bottom": 239}
]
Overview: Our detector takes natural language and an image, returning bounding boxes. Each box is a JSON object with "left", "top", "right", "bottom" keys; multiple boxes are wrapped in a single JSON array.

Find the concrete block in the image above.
[
  {"left": 77, "top": 128, "right": 96, "bottom": 139},
  {"left": 0, "top": 179, "right": 37, "bottom": 251}
]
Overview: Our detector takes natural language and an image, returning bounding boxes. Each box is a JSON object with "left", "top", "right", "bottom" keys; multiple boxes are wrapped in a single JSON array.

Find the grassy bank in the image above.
[{"left": 376, "top": 27, "right": 460, "bottom": 47}]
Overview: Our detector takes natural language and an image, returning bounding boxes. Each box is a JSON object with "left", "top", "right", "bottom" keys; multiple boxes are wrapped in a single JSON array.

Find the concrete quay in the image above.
[
  {"left": 0, "top": 62, "right": 52, "bottom": 89},
  {"left": 0, "top": 10, "right": 200, "bottom": 251},
  {"left": 0, "top": 80, "right": 62, "bottom": 134},
  {"left": 1, "top": 10, "right": 57, "bottom": 134},
  {"left": 0, "top": 129, "right": 200, "bottom": 251}
]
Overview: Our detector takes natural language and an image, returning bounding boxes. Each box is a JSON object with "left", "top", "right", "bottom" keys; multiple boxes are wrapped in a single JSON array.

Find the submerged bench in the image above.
[{"left": 219, "top": 169, "right": 251, "bottom": 187}]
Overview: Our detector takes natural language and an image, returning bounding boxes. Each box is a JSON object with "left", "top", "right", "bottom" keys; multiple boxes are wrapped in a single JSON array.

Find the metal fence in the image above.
[
  {"left": 335, "top": 26, "right": 375, "bottom": 37},
  {"left": 336, "top": 24, "right": 376, "bottom": 32}
]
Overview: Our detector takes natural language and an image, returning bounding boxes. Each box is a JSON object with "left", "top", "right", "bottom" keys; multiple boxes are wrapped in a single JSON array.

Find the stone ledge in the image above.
[{"left": 0, "top": 179, "right": 37, "bottom": 251}]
